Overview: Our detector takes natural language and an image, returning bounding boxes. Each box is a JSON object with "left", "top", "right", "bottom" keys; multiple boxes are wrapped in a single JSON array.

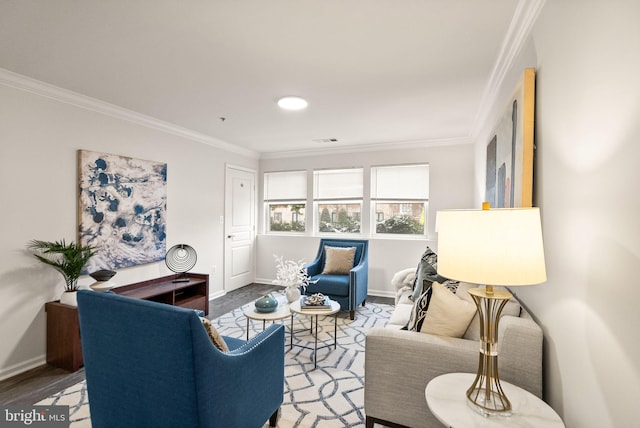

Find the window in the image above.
[
  {"left": 264, "top": 171, "right": 306, "bottom": 232},
  {"left": 371, "top": 164, "right": 429, "bottom": 235},
  {"left": 314, "top": 168, "right": 363, "bottom": 234}
]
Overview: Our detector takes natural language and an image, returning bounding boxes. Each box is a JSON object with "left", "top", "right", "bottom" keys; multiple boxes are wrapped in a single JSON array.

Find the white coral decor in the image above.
[{"left": 272, "top": 255, "right": 313, "bottom": 292}]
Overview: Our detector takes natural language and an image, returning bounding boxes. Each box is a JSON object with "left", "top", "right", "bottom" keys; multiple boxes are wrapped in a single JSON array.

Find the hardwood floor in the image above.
[{"left": 0, "top": 283, "right": 393, "bottom": 406}]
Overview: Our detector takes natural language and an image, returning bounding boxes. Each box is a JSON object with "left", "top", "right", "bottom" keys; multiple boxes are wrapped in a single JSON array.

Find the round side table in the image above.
[
  {"left": 425, "top": 373, "right": 564, "bottom": 427},
  {"left": 243, "top": 303, "right": 291, "bottom": 340},
  {"left": 289, "top": 299, "right": 340, "bottom": 368}
]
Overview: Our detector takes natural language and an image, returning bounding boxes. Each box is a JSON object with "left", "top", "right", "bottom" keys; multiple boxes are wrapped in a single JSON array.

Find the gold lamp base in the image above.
[{"left": 466, "top": 285, "right": 513, "bottom": 416}]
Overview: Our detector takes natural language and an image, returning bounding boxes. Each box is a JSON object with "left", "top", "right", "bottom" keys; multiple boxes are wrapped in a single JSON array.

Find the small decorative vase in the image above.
[
  {"left": 89, "top": 269, "right": 117, "bottom": 292},
  {"left": 60, "top": 291, "right": 78, "bottom": 306},
  {"left": 285, "top": 286, "right": 301, "bottom": 303},
  {"left": 255, "top": 294, "right": 278, "bottom": 313}
]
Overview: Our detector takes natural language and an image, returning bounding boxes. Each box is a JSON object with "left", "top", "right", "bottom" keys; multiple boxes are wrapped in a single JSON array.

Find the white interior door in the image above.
[{"left": 224, "top": 166, "right": 256, "bottom": 292}]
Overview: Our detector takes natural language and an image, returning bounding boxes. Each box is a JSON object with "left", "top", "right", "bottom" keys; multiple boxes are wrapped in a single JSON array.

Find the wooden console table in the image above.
[
  {"left": 46, "top": 273, "right": 209, "bottom": 371},
  {"left": 113, "top": 273, "right": 209, "bottom": 316},
  {"left": 45, "top": 301, "right": 83, "bottom": 372}
]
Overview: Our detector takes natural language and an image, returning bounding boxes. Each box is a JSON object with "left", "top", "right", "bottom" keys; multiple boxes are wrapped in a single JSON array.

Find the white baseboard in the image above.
[
  {"left": 367, "top": 289, "right": 395, "bottom": 299},
  {"left": 0, "top": 355, "right": 46, "bottom": 382},
  {"left": 209, "top": 290, "right": 226, "bottom": 301}
]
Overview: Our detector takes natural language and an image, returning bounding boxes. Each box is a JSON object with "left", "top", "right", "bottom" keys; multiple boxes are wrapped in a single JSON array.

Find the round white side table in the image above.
[
  {"left": 425, "top": 373, "right": 564, "bottom": 428},
  {"left": 289, "top": 299, "right": 340, "bottom": 368},
  {"left": 243, "top": 303, "right": 291, "bottom": 340}
]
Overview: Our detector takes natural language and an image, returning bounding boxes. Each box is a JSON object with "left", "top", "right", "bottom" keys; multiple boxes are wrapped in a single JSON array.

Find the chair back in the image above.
[
  {"left": 77, "top": 290, "right": 215, "bottom": 428},
  {"left": 315, "top": 238, "right": 368, "bottom": 271}
]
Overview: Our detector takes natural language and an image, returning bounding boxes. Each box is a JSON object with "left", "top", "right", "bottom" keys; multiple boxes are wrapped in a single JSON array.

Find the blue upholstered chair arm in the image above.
[
  {"left": 351, "top": 258, "right": 368, "bottom": 276},
  {"left": 306, "top": 256, "right": 323, "bottom": 276},
  {"left": 193, "top": 323, "right": 285, "bottom": 428},
  {"left": 350, "top": 255, "right": 369, "bottom": 307}
]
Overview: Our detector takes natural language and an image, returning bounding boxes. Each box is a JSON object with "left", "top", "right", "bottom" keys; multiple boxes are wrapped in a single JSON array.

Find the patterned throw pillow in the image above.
[
  {"left": 440, "top": 279, "right": 460, "bottom": 294},
  {"left": 410, "top": 247, "right": 451, "bottom": 301},
  {"left": 404, "top": 285, "right": 433, "bottom": 332},
  {"left": 200, "top": 317, "right": 229, "bottom": 352}
]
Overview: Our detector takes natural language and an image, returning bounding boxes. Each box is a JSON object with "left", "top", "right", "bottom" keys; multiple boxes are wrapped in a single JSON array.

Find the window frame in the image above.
[
  {"left": 313, "top": 168, "right": 363, "bottom": 235},
  {"left": 263, "top": 171, "right": 307, "bottom": 234},
  {"left": 370, "top": 164, "right": 429, "bottom": 238}
]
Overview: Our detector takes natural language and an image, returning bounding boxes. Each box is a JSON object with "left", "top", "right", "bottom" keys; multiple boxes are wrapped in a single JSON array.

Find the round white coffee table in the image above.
[
  {"left": 289, "top": 299, "right": 340, "bottom": 368},
  {"left": 425, "top": 373, "right": 564, "bottom": 427},
  {"left": 242, "top": 302, "right": 291, "bottom": 340}
]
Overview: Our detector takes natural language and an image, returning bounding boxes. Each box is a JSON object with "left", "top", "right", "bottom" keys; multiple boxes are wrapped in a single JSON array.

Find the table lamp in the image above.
[{"left": 436, "top": 203, "right": 546, "bottom": 415}]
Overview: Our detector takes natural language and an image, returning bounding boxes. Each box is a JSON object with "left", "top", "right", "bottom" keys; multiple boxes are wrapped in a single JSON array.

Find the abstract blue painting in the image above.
[{"left": 78, "top": 150, "right": 167, "bottom": 271}]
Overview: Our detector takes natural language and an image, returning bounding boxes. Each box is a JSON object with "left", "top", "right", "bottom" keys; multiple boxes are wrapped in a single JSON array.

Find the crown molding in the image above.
[
  {"left": 0, "top": 68, "right": 259, "bottom": 159},
  {"left": 470, "top": 0, "right": 546, "bottom": 140},
  {"left": 259, "top": 136, "right": 473, "bottom": 160}
]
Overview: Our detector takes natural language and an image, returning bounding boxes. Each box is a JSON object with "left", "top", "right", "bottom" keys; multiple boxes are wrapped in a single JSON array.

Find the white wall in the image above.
[
  {"left": 473, "top": 1, "right": 640, "bottom": 426},
  {"left": 0, "top": 81, "right": 257, "bottom": 380},
  {"left": 257, "top": 144, "right": 475, "bottom": 296}
]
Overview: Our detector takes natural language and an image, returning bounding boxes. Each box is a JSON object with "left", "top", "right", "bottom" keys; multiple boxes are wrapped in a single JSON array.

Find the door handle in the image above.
[{"left": 227, "top": 235, "right": 234, "bottom": 238}]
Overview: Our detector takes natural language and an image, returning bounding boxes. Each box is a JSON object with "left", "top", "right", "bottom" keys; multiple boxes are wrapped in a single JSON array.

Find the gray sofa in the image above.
[{"left": 364, "top": 268, "right": 543, "bottom": 428}]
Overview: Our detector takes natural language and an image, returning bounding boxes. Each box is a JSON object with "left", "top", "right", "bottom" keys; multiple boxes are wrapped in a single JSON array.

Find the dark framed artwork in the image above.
[
  {"left": 485, "top": 68, "right": 535, "bottom": 208},
  {"left": 78, "top": 150, "right": 167, "bottom": 271}
]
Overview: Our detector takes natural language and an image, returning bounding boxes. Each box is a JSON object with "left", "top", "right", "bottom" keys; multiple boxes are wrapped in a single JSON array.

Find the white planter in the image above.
[
  {"left": 60, "top": 291, "right": 78, "bottom": 306},
  {"left": 285, "top": 286, "right": 301, "bottom": 303}
]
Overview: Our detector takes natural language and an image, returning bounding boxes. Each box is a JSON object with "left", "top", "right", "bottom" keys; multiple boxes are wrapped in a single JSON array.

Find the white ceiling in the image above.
[{"left": 0, "top": 0, "right": 530, "bottom": 156}]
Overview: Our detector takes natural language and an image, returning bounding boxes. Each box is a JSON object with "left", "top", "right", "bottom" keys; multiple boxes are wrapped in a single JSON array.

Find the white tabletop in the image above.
[
  {"left": 290, "top": 299, "right": 340, "bottom": 316},
  {"left": 243, "top": 296, "right": 291, "bottom": 321},
  {"left": 425, "top": 373, "right": 564, "bottom": 428}
]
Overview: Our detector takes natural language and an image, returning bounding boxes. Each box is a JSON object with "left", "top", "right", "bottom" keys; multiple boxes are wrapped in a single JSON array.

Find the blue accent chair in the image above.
[
  {"left": 305, "top": 238, "right": 369, "bottom": 320},
  {"left": 77, "top": 290, "right": 284, "bottom": 428}
]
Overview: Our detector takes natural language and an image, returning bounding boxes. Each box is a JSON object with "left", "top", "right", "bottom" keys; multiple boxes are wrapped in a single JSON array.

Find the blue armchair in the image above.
[
  {"left": 77, "top": 290, "right": 284, "bottom": 428},
  {"left": 305, "top": 238, "right": 369, "bottom": 320}
]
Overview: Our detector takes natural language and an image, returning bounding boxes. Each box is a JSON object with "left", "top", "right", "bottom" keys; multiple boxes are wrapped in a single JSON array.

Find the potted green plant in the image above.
[{"left": 28, "top": 239, "right": 97, "bottom": 306}]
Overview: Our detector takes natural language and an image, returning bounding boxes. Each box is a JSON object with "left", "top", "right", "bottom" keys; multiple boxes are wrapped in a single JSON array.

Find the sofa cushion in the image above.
[
  {"left": 420, "top": 282, "right": 476, "bottom": 338},
  {"left": 387, "top": 302, "right": 413, "bottom": 327},
  {"left": 322, "top": 246, "right": 356, "bottom": 274},
  {"left": 440, "top": 278, "right": 460, "bottom": 294},
  {"left": 405, "top": 285, "right": 433, "bottom": 331},
  {"left": 410, "top": 247, "right": 450, "bottom": 301},
  {"left": 200, "top": 317, "right": 229, "bottom": 352},
  {"left": 456, "top": 282, "right": 522, "bottom": 341}
]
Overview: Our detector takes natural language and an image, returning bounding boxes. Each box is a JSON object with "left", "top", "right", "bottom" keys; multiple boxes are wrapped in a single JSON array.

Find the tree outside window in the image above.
[
  {"left": 264, "top": 170, "right": 307, "bottom": 233},
  {"left": 371, "top": 164, "right": 429, "bottom": 236},
  {"left": 314, "top": 168, "right": 363, "bottom": 234},
  {"left": 269, "top": 203, "right": 305, "bottom": 232},
  {"left": 318, "top": 203, "right": 361, "bottom": 233}
]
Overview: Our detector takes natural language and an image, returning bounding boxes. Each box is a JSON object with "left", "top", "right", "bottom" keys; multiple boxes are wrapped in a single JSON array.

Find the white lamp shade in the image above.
[{"left": 436, "top": 208, "right": 546, "bottom": 286}]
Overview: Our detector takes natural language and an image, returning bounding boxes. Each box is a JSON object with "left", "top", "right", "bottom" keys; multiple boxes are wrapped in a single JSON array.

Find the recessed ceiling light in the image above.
[{"left": 277, "top": 96, "right": 308, "bottom": 111}]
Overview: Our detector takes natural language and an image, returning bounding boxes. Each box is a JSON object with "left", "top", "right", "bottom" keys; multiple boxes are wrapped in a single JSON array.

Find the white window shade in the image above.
[
  {"left": 264, "top": 171, "right": 306, "bottom": 201},
  {"left": 371, "top": 164, "right": 429, "bottom": 200},
  {"left": 314, "top": 169, "right": 363, "bottom": 200}
]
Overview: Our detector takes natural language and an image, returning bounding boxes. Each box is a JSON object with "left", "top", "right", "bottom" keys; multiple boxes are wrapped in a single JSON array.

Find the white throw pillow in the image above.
[
  {"left": 420, "top": 282, "right": 476, "bottom": 338},
  {"left": 322, "top": 246, "right": 356, "bottom": 274}
]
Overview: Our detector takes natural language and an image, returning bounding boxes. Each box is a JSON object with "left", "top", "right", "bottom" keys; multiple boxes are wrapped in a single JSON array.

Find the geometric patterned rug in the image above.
[{"left": 37, "top": 301, "right": 394, "bottom": 427}]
